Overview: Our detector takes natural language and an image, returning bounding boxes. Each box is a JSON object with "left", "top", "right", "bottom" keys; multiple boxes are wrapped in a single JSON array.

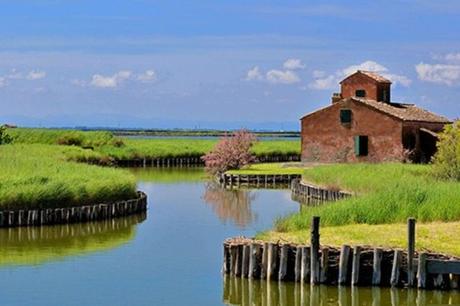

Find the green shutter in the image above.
[
  {"left": 354, "top": 136, "right": 361, "bottom": 156},
  {"left": 340, "top": 109, "right": 352, "bottom": 123}
]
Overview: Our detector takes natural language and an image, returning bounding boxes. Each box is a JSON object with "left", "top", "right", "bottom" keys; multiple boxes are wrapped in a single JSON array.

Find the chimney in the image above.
[{"left": 332, "top": 92, "right": 342, "bottom": 104}]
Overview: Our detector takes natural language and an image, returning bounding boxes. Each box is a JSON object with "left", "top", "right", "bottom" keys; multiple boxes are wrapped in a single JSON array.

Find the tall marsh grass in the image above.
[
  {"left": 0, "top": 144, "right": 137, "bottom": 209},
  {"left": 276, "top": 163, "right": 460, "bottom": 231}
]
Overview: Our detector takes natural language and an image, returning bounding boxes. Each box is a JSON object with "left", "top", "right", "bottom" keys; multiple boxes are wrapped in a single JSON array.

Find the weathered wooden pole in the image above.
[
  {"left": 338, "top": 245, "right": 351, "bottom": 285},
  {"left": 407, "top": 218, "right": 416, "bottom": 287},
  {"left": 390, "top": 250, "right": 402, "bottom": 287},
  {"left": 372, "top": 248, "right": 383, "bottom": 286},
  {"left": 351, "top": 246, "right": 362, "bottom": 286},
  {"left": 310, "top": 216, "right": 321, "bottom": 284},
  {"left": 417, "top": 253, "right": 427, "bottom": 289},
  {"left": 300, "top": 246, "right": 310, "bottom": 283}
]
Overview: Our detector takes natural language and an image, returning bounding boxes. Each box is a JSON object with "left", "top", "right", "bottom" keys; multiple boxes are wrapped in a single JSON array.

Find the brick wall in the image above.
[{"left": 301, "top": 99, "right": 403, "bottom": 162}]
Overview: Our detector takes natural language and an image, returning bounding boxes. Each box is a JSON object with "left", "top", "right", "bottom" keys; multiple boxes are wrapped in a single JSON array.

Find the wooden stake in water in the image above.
[
  {"left": 407, "top": 218, "right": 416, "bottom": 287},
  {"left": 310, "top": 216, "right": 320, "bottom": 284}
]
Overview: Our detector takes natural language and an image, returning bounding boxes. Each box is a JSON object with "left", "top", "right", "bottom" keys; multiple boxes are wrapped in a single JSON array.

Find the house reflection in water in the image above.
[{"left": 202, "top": 183, "right": 257, "bottom": 229}]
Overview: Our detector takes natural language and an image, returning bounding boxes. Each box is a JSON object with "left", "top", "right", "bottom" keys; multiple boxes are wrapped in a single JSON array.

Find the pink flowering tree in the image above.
[{"left": 202, "top": 130, "right": 257, "bottom": 175}]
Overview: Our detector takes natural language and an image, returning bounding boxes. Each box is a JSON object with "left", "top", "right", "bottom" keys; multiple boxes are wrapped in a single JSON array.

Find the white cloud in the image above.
[
  {"left": 26, "top": 70, "right": 46, "bottom": 80},
  {"left": 309, "top": 60, "right": 411, "bottom": 90},
  {"left": 245, "top": 59, "right": 303, "bottom": 84},
  {"left": 245, "top": 66, "right": 263, "bottom": 81},
  {"left": 283, "top": 58, "right": 305, "bottom": 70},
  {"left": 7, "top": 69, "right": 23, "bottom": 79},
  {"left": 0, "top": 77, "right": 6, "bottom": 88},
  {"left": 309, "top": 75, "right": 337, "bottom": 90},
  {"left": 137, "top": 69, "right": 157, "bottom": 82},
  {"left": 312, "top": 70, "right": 326, "bottom": 78},
  {"left": 444, "top": 53, "right": 460, "bottom": 63},
  {"left": 90, "top": 70, "right": 132, "bottom": 88},
  {"left": 415, "top": 63, "right": 460, "bottom": 85},
  {"left": 266, "top": 69, "right": 300, "bottom": 84}
]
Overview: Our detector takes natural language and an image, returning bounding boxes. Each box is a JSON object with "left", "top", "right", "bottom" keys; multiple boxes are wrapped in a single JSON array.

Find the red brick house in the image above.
[{"left": 301, "top": 70, "right": 451, "bottom": 163}]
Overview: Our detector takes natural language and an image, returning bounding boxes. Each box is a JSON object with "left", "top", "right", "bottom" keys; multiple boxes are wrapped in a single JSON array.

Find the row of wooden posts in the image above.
[
  {"left": 223, "top": 217, "right": 460, "bottom": 290},
  {"left": 290, "top": 179, "right": 351, "bottom": 203},
  {"left": 115, "top": 154, "right": 301, "bottom": 168},
  {"left": 0, "top": 191, "right": 147, "bottom": 228},
  {"left": 219, "top": 174, "right": 301, "bottom": 189}
]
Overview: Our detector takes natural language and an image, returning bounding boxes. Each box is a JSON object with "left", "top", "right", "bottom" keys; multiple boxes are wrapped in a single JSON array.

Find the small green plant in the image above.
[
  {"left": 432, "top": 121, "right": 460, "bottom": 180},
  {"left": 0, "top": 126, "right": 12, "bottom": 145}
]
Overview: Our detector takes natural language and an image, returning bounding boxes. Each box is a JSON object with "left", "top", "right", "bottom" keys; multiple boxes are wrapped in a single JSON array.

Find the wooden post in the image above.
[
  {"left": 267, "top": 243, "right": 278, "bottom": 281},
  {"left": 372, "top": 248, "right": 383, "bottom": 286},
  {"left": 310, "top": 216, "right": 320, "bottom": 284},
  {"left": 223, "top": 244, "right": 230, "bottom": 274},
  {"left": 320, "top": 247, "right": 329, "bottom": 283},
  {"left": 248, "top": 243, "right": 260, "bottom": 279},
  {"left": 407, "top": 218, "right": 416, "bottom": 287},
  {"left": 300, "top": 246, "right": 310, "bottom": 283},
  {"left": 352, "top": 246, "right": 361, "bottom": 286},
  {"left": 260, "top": 243, "right": 268, "bottom": 279},
  {"left": 338, "top": 245, "right": 351, "bottom": 285},
  {"left": 417, "top": 253, "right": 427, "bottom": 289},
  {"left": 278, "top": 244, "right": 289, "bottom": 281},
  {"left": 242, "top": 244, "right": 250, "bottom": 278},
  {"left": 294, "top": 246, "right": 302, "bottom": 282},
  {"left": 390, "top": 250, "right": 402, "bottom": 287}
]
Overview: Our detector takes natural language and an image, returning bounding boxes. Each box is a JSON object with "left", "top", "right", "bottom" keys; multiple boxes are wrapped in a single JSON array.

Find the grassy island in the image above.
[
  {"left": 249, "top": 163, "right": 460, "bottom": 256},
  {"left": 0, "top": 144, "right": 137, "bottom": 209}
]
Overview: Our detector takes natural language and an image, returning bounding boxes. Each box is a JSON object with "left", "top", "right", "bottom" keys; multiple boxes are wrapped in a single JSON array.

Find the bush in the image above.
[
  {"left": 0, "top": 126, "right": 12, "bottom": 145},
  {"left": 56, "top": 133, "right": 84, "bottom": 146},
  {"left": 432, "top": 121, "right": 460, "bottom": 180},
  {"left": 202, "top": 130, "right": 257, "bottom": 175}
]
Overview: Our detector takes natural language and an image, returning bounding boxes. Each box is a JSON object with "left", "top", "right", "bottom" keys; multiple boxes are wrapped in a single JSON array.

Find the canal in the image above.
[{"left": 0, "top": 168, "right": 458, "bottom": 305}]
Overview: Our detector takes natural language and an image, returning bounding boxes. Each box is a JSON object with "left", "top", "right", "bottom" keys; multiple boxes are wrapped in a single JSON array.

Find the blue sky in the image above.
[{"left": 0, "top": 0, "right": 459, "bottom": 130}]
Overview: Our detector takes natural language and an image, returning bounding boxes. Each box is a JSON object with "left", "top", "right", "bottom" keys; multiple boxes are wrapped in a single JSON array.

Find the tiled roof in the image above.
[
  {"left": 340, "top": 70, "right": 392, "bottom": 84},
  {"left": 352, "top": 98, "right": 451, "bottom": 123},
  {"left": 358, "top": 70, "right": 392, "bottom": 83}
]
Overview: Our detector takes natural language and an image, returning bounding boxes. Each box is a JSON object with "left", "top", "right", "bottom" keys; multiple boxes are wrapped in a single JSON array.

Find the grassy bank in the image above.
[
  {"left": 7, "top": 128, "right": 300, "bottom": 161},
  {"left": 0, "top": 144, "right": 137, "bottom": 209},
  {"left": 257, "top": 163, "right": 460, "bottom": 256},
  {"left": 226, "top": 163, "right": 305, "bottom": 175},
  {"left": 275, "top": 163, "right": 460, "bottom": 231},
  {"left": 258, "top": 221, "right": 460, "bottom": 256}
]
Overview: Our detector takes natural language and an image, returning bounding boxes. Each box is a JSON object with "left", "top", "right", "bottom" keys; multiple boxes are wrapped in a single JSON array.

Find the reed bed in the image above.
[
  {"left": 0, "top": 144, "right": 137, "bottom": 209},
  {"left": 275, "top": 163, "right": 460, "bottom": 231}
]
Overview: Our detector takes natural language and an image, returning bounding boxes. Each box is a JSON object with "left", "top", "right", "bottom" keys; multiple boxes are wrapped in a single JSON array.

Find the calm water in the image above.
[{"left": 0, "top": 168, "right": 457, "bottom": 305}]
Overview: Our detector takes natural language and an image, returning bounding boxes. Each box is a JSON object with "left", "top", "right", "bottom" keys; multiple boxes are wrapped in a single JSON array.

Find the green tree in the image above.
[
  {"left": 0, "top": 126, "right": 12, "bottom": 145},
  {"left": 432, "top": 121, "right": 460, "bottom": 180}
]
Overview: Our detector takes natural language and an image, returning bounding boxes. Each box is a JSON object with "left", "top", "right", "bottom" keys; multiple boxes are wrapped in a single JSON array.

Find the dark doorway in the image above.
[{"left": 419, "top": 129, "right": 438, "bottom": 163}]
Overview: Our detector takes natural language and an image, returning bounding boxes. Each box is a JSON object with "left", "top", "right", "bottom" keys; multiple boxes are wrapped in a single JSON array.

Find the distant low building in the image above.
[
  {"left": 1, "top": 124, "right": 17, "bottom": 129},
  {"left": 300, "top": 70, "right": 451, "bottom": 163}
]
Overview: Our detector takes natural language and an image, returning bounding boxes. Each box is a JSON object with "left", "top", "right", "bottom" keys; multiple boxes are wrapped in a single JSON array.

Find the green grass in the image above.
[
  {"left": 258, "top": 221, "right": 460, "bottom": 257},
  {"left": 226, "top": 162, "right": 305, "bottom": 175},
  {"left": 8, "top": 128, "right": 115, "bottom": 147},
  {"left": 98, "top": 138, "right": 300, "bottom": 160},
  {"left": 7, "top": 128, "right": 300, "bottom": 161},
  {"left": 275, "top": 163, "right": 460, "bottom": 232},
  {"left": 0, "top": 144, "right": 137, "bottom": 209}
]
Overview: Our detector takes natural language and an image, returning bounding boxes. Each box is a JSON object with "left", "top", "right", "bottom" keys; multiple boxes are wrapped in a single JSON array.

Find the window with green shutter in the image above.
[
  {"left": 354, "top": 135, "right": 368, "bottom": 156},
  {"left": 340, "top": 109, "right": 352, "bottom": 124}
]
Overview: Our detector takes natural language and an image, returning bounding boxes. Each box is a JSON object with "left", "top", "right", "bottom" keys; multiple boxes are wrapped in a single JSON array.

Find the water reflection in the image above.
[
  {"left": 203, "top": 183, "right": 257, "bottom": 228},
  {"left": 0, "top": 213, "right": 146, "bottom": 267},
  {"left": 223, "top": 276, "right": 460, "bottom": 306},
  {"left": 129, "top": 167, "right": 207, "bottom": 183}
]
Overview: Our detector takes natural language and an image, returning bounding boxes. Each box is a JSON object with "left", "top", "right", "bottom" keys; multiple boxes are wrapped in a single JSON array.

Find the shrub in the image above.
[
  {"left": 202, "top": 130, "right": 257, "bottom": 175},
  {"left": 432, "top": 121, "right": 460, "bottom": 180},
  {"left": 0, "top": 126, "right": 12, "bottom": 145},
  {"left": 56, "top": 133, "right": 84, "bottom": 146}
]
